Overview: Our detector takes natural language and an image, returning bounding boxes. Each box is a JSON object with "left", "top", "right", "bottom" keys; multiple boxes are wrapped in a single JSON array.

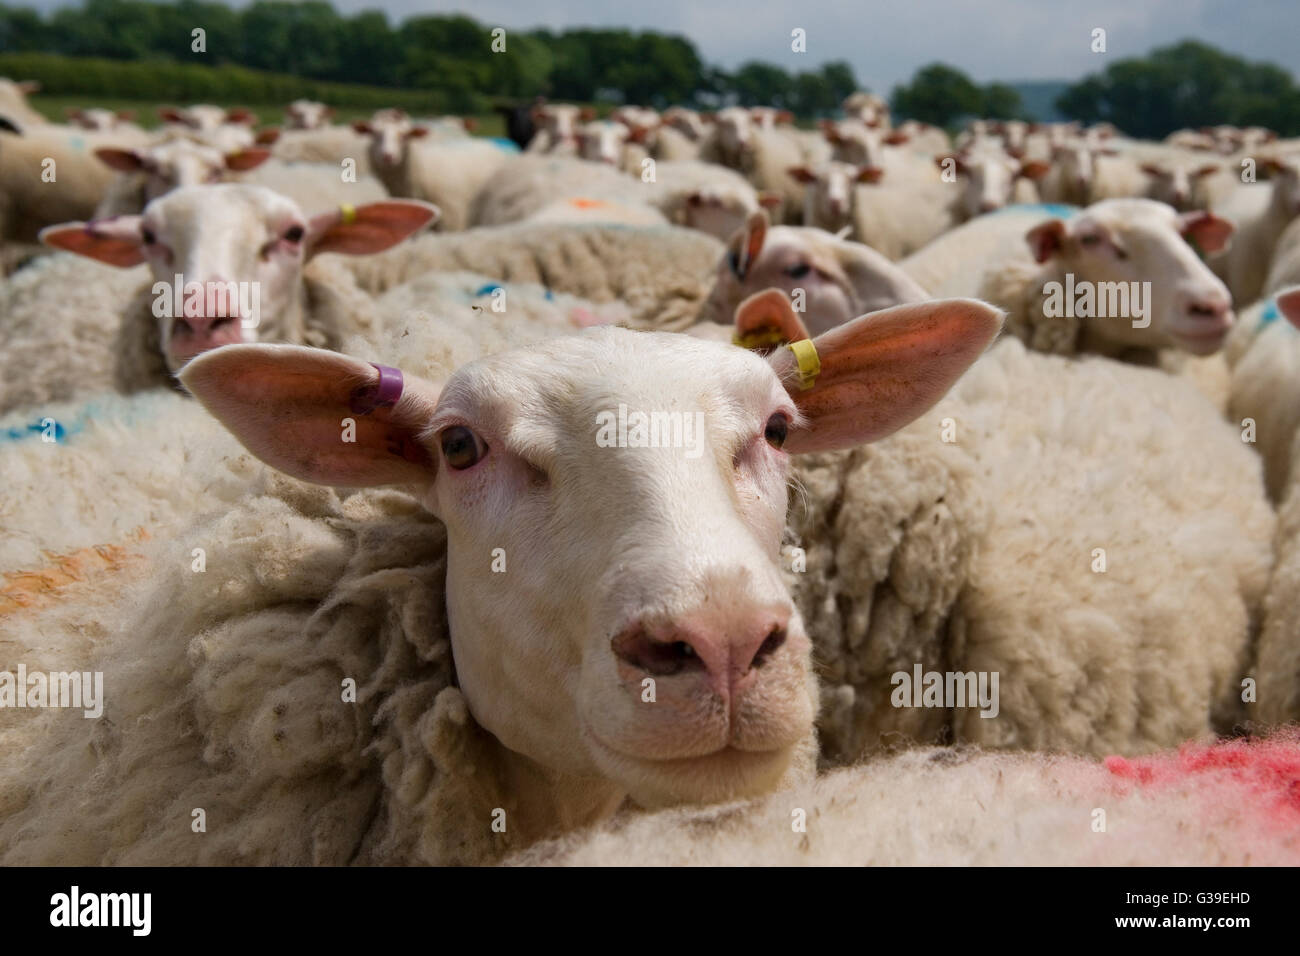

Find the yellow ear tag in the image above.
[
  {"left": 340, "top": 203, "right": 357, "bottom": 225},
  {"left": 732, "top": 327, "right": 789, "bottom": 350},
  {"left": 786, "top": 338, "right": 820, "bottom": 391}
]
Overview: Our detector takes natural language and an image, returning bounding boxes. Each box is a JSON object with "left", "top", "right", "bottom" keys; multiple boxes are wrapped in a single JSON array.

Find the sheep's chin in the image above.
[{"left": 586, "top": 732, "right": 801, "bottom": 809}]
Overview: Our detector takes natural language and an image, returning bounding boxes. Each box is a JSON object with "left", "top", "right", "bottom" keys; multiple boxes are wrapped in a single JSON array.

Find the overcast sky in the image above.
[{"left": 21, "top": 0, "right": 1300, "bottom": 93}]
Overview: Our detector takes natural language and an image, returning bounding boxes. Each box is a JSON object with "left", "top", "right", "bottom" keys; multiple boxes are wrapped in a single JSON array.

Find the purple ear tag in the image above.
[{"left": 349, "top": 364, "right": 404, "bottom": 415}]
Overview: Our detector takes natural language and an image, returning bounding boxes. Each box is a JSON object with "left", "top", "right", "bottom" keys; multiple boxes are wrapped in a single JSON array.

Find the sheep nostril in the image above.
[
  {"left": 750, "top": 626, "right": 787, "bottom": 669},
  {"left": 612, "top": 626, "right": 706, "bottom": 677}
]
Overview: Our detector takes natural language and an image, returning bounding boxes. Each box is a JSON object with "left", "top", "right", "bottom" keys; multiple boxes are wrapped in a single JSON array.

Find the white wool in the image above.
[
  {"left": 269, "top": 125, "right": 373, "bottom": 176},
  {"left": 240, "top": 160, "right": 388, "bottom": 213},
  {"left": 0, "top": 125, "right": 133, "bottom": 242},
  {"left": 509, "top": 742, "right": 1300, "bottom": 865},
  {"left": 375, "top": 137, "right": 515, "bottom": 231}
]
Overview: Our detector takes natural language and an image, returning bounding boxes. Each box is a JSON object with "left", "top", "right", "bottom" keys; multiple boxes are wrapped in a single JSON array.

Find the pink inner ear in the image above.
[
  {"left": 1027, "top": 220, "right": 1066, "bottom": 263},
  {"left": 94, "top": 147, "right": 143, "bottom": 172},
  {"left": 735, "top": 288, "right": 810, "bottom": 345},
  {"left": 41, "top": 222, "right": 145, "bottom": 267},
  {"left": 224, "top": 147, "right": 271, "bottom": 172},
  {"left": 308, "top": 201, "right": 438, "bottom": 257},
  {"left": 1181, "top": 212, "right": 1234, "bottom": 254},
  {"left": 1276, "top": 288, "right": 1300, "bottom": 331}
]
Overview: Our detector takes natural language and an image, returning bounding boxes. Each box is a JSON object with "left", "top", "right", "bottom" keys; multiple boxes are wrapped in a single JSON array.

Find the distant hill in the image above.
[{"left": 1007, "top": 81, "right": 1071, "bottom": 122}]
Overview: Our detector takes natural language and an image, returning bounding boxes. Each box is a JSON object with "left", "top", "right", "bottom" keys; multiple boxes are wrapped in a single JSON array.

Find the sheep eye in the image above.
[
  {"left": 784, "top": 262, "right": 811, "bottom": 278},
  {"left": 1079, "top": 234, "right": 1102, "bottom": 246},
  {"left": 764, "top": 413, "right": 789, "bottom": 449},
  {"left": 727, "top": 249, "right": 742, "bottom": 277},
  {"left": 440, "top": 426, "right": 487, "bottom": 470},
  {"left": 141, "top": 228, "right": 156, "bottom": 245},
  {"left": 283, "top": 225, "right": 305, "bottom": 243}
]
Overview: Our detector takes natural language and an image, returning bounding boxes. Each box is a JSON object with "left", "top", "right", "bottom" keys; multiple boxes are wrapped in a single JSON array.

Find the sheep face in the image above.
[
  {"left": 1140, "top": 161, "right": 1222, "bottom": 211},
  {"left": 40, "top": 185, "right": 437, "bottom": 369},
  {"left": 706, "top": 213, "right": 928, "bottom": 335},
  {"left": 712, "top": 107, "right": 757, "bottom": 159},
  {"left": 1026, "top": 199, "right": 1236, "bottom": 355},
  {"left": 94, "top": 138, "right": 271, "bottom": 204},
  {"left": 1263, "top": 156, "right": 1300, "bottom": 218},
  {"left": 575, "top": 121, "right": 629, "bottom": 165},
  {"left": 789, "top": 161, "right": 880, "bottom": 229},
  {"left": 286, "top": 100, "right": 332, "bottom": 130},
  {"left": 530, "top": 105, "right": 590, "bottom": 150},
  {"left": 353, "top": 109, "right": 429, "bottom": 169},
  {"left": 181, "top": 303, "right": 1002, "bottom": 810},
  {"left": 945, "top": 150, "right": 1049, "bottom": 219}
]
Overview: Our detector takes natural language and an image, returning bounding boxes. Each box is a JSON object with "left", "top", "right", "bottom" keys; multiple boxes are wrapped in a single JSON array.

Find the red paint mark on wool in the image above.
[{"left": 1105, "top": 736, "right": 1300, "bottom": 826}]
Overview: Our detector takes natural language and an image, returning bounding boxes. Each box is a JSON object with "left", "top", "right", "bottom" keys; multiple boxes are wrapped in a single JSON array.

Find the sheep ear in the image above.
[
  {"left": 179, "top": 344, "right": 441, "bottom": 488},
  {"left": 93, "top": 147, "right": 143, "bottom": 172},
  {"left": 769, "top": 299, "right": 1003, "bottom": 454},
  {"left": 0, "top": 115, "right": 20, "bottom": 135},
  {"left": 786, "top": 165, "right": 817, "bottom": 184},
  {"left": 306, "top": 200, "right": 439, "bottom": 258},
  {"left": 224, "top": 147, "right": 272, "bottom": 172},
  {"left": 224, "top": 108, "right": 256, "bottom": 125},
  {"left": 351, "top": 120, "right": 372, "bottom": 135},
  {"left": 1275, "top": 287, "right": 1300, "bottom": 331},
  {"left": 407, "top": 126, "right": 430, "bottom": 139},
  {"left": 39, "top": 218, "right": 146, "bottom": 267},
  {"left": 255, "top": 127, "right": 281, "bottom": 145},
  {"left": 1179, "top": 210, "right": 1233, "bottom": 254},
  {"left": 735, "top": 288, "right": 810, "bottom": 348},
  {"left": 1018, "top": 160, "right": 1050, "bottom": 180},
  {"left": 158, "top": 107, "right": 185, "bottom": 123},
  {"left": 1026, "top": 219, "right": 1067, "bottom": 263},
  {"left": 729, "top": 210, "right": 768, "bottom": 278},
  {"left": 858, "top": 165, "right": 884, "bottom": 184}
]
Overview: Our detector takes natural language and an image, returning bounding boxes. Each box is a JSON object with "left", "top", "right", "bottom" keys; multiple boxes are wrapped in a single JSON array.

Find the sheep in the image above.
[
  {"left": 1226, "top": 287, "right": 1300, "bottom": 499},
  {"left": 0, "top": 297, "right": 1005, "bottom": 864},
  {"left": 901, "top": 199, "right": 1237, "bottom": 358},
  {"left": 1138, "top": 154, "right": 1231, "bottom": 211},
  {"left": 0, "top": 124, "right": 134, "bottom": 242},
  {"left": 525, "top": 104, "right": 595, "bottom": 155},
  {"left": 821, "top": 118, "right": 913, "bottom": 170},
  {"left": 1, "top": 184, "right": 436, "bottom": 411},
  {"left": 1037, "top": 135, "right": 1126, "bottom": 206},
  {"left": 92, "top": 137, "right": 275, "bottom": 217},
  {"left": 0, "top": 78, "right": 45, "bottom": 129},
  {"left": 352, "top": 109, "right": 515, "bottom": 230},
  {"left": 1257, "top": 423, "right": 1300, "bottom": 725},
  {"left": 1265, "top": 215, "right": 1300, "bottom": 293},
  {"left": 511, "top": 736, "right": 1300, "bottom": 865},
  {"left": 842, "top": 91, "right": 890, "bottom": 129},
  {"left": 1212, "top": 152, "right": 1300, "bottom": 305},
  {"left": 638, "top": 159, "right": 767, "bottom": 240},
  {"left": 468, "top": 154, "right": 646, "bottom": 227},
  {"left": 938, "top": 145, "right": 1051, "bottom": 222},
  {"left": 648, "top": 108, "right": 708, "bottom": 161},
  {"left": 720, "top": 292, "right": 1271, "bottom": 762},
  {"left": 158, "top": 104, "right": 258, "bottom": 154},
  {"left": 727, "top": 126, "right": 814, "bottom": 225},
  {"left": 697, "top": 211, "right": 929, "bottom": 333},
  {"left": 285, "top": 99, "right": 333, "bottom": 130},
  {"left": 333, "top": 217, "right": 725, "bottom": 331},
  {"left": 65, "top": 107, "right": 143, "bottom": 136},
  {"left": 257, "top": 124, "right": 373, "bottom": 177},
  {"left": 787, "top": 159, "right": 953, "bottom": 260}
]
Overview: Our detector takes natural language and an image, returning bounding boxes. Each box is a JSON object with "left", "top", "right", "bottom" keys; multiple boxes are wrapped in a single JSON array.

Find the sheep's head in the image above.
[
  {"left": 788, "top": 160, "right": 881, "bottom": 227},
  {"left": 1261, "top": 154, "right": 1300, "bottom": 218},
  {"left": 94, "top": 138, "right": 271, "bottom": 203},
  {"left": 939, "top": 149, "right": 1050, "bottom": 219},
  {"left": 179, "top": 302, "right": 1001, "bottom": 808},
  {"left": 353, "top": 109, "right": 429, "bottom": 168},
  {"left": 40, "top": 184, "right": 438, "bottom": 369},
  {"left": 1140, "top": 160, "right": 1222, "bottom": 211},
  {"left": 530, "top": 104, "right": 594, "bottom": 150},
  {"left": 821, "top": 119, "right": 908, "bottom": 168},
  {"left": 286, "top": 99, "right": 333, "bottom": 130},
  {"left": 1024, "top": 198, "right": 1235, "bottom": 355},
  {"left": 575, "top": 121, "right": 630, "bottom": 165},
  {"left": 705, "top": 212, "right": 928, "bottom": 335}
]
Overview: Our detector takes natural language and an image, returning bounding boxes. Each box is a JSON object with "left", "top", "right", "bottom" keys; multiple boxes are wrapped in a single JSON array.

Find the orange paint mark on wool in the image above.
[{"left": 0, "top": 528, "right": 150, "bottom": 619}]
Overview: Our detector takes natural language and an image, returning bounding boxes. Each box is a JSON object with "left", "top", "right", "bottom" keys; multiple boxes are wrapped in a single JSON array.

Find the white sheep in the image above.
[
  {"left": 1212, "top": 152, "right": 1300, "bottom": 306},
  {"left": 1256, "top": 423, "right": 1300, "bottom": 725},
  {"left": 92, "top": 137, "right": 275, "bottom": 217},
  {"left": 258, "top": 124, "right": 373, "bottom": 177},
  {"left": 0, "top": 77, "right": 46, "bottom": 129},
  {"left": 0, "top": 296, "right": 1004, "bottom": 863},
  {"left": 65, "top": 107, "right": 144, "bottom": 136},
  {"left": 697, "top": 211, "right": 929, "bottom": 333},
  {"left": 510, "top": 737, "right": 1300, "bottom": 865},
  {"left": 524, "top": 103, "right": 595, "bottom": 155},
  {"left": 352, "top": 108, "right": 515, "bottom": 230},
  {"left": 900, "top": 200, "right": 1237, "bottom": 366},
  {"left": 284, "top": 99, "right": 333, "bottom": 130},
  {"left": 158, "top": 104, "right": 258, "bottom": 154},
  {"left": 1227, "top": 287, "right": 1300, "bottom": 499},
  {"left": 1, "top": 184, "right": 436, "bottom": 411}
]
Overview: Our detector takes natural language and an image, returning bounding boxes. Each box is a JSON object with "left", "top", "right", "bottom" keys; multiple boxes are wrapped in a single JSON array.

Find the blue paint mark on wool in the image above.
[
  {"left": 474, "top": 283, "right": 503, "bottom": 297},
  {"left": 1259, "top": 300, "right": 1281, "bottom": 326},
  {"left": 998, "top": 203, "right": 1079, "bottom": 218}
]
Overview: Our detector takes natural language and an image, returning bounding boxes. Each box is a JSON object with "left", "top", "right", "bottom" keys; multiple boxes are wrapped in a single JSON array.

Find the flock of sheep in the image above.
[{"left": 0, "top": 79, "right": 1299, "bottom": 866}]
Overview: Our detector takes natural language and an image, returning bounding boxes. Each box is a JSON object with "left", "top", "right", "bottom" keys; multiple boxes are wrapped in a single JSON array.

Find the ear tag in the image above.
[
  {"left": 339, "top": 203, "right": 357, "bottom": 225},
  {"left": 350, "top": 364, "right": 403, "bottom": 415},
  {"left": 787, "top": 339, "right": 821, "bottom": 391}
]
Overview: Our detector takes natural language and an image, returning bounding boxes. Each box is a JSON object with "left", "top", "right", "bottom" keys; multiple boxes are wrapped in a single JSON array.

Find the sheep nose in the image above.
[
  {"left": 1184, "top": 291, "right": 1232, "bottom": 323},
  {"left": 612, "top": 610, "right": 790, "bottom": 697}
]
